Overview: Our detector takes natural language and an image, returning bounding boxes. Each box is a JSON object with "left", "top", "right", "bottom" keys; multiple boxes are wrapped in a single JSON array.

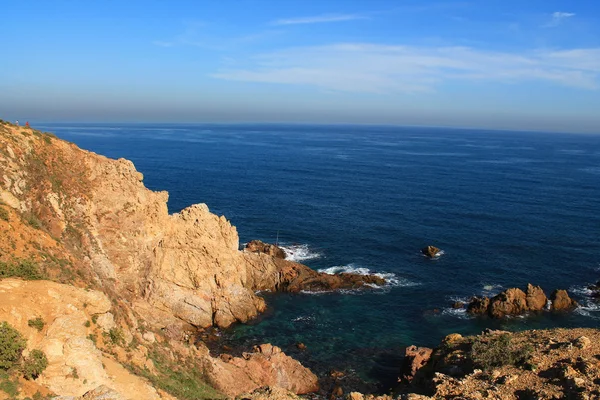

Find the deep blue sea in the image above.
[{"left": 37, "top": 123, "right": 600, "bottom": 387}]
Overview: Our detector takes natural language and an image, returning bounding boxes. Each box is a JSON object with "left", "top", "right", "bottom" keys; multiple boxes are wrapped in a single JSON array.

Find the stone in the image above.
[
  {"left": 488, "top": 288, "right": 528, "bottom": 318},
  {"left": 467, "top": 297, "right": 490, "bottom": 315},
  {"left": 142, "top": 332, "right": 156, "bottom": 343},
  {"left": 296, "top": 342, "right": 307, "bottom": 350},
  {"left": 525, "top": 284, "right": 548, "bottom": 311},
  {"left": 95, "top": 312, "right": 116, "bottom": 333},
  {"left": 550, "top": 290, "right": 578, "bottom": 311},
  {"left": 401, "top": 345, "right": 433, "bottom": 382},
  {"left": 573, "top": 336, "right": 591, "bottom": 349},
  {"left": 443, "top": 333, "right": 463, "bottom": 344},
  {"left": 452, "top": 301, "right": 464, "bottom": 309},
  {"left": 245, "top": 240, "right": 287, "bottom": 259},
  {"left": 421, "top": 245, "right": 441, "bottom": 258}
]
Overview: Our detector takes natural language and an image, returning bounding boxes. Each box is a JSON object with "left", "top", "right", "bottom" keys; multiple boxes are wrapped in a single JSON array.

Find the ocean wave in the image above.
[
  {"left": 318, "top": 264, "right": 419, "bottom": 288},
  {"left": 441, "top": 307, "right": 471, "bottom": 319},
  {"left": 279, "top": 243, "right": 322, "bottom": 262},
  {"left": 569, "top": 283, "right": 600, "bottom": 319}
]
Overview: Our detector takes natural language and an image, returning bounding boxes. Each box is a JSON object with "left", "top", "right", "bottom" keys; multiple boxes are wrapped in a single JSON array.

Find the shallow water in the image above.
[{"left": 37, "top": 123, "right": 600, "bottom": 385}]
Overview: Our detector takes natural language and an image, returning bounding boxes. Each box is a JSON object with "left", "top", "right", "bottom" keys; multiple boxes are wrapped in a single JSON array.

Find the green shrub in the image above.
[
  {"left": 24, "top": 214, "right": 42, "bottom": 230},
  {"left": 0, "top": 207, "right": 8, "bottom": 221},
  {"left": 87, "top": 333, "right": 97, "bottom": 345},
  {"left": 27, "top": 317, "right": 45, "bottom": 332},
  {"left": 0, "top": 322, "right": 26, "bottom": 369},
  {"left": 108, "top": 328, "right": 124, "bottom": 345},
  {"left": 470, "top": 334, "right": 532, "bottom": 371},
  {"left": 0, "top": 371, "right": 18, "bottom": 396},
  {"left": 0, "top": 259, "right": 47, "bottom": 280},
  {"left": 22, "top": 350, "right": 48, "bottom": 380},
  {"left": 84, "top": 320, "right": 91, "bottom": 328}
]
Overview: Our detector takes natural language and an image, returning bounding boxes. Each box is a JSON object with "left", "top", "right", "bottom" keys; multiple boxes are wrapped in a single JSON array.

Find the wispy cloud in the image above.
[
  {"left": 271, "top": 14, "right": 367, "bottom": 26},
  {"left": 211, "top": 43, "right": 600, "bottom": 93},
  {"left": 545, "top": 11, "right": 575, "bottom": 27}
]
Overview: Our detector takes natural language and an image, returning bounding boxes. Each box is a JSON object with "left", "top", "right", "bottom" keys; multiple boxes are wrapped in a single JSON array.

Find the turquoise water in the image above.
[{"left": 38, "top": 123, "right": 600, "bottom": 387}]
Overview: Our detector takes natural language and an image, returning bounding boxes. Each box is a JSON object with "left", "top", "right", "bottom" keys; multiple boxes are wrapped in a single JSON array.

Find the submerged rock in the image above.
[
  {"left": 421, "top": 245, "right": 442, "bottom": 258},
  {"left": 245, "top": 240, "right": 287, "bottom": 259}
]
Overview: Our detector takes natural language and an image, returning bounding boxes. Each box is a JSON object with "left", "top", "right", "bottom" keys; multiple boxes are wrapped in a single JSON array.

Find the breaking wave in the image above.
[
  {"left": 318, "top": 264, "right": 419, "bottom": 288},
  {"left": 279, "top": 243, "right": 322, "bottom": 262}
]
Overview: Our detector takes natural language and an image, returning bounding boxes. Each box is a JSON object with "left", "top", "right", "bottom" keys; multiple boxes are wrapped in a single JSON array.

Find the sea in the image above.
[{"left": 36, "top": 123, "right": 600, "bottom": 389}]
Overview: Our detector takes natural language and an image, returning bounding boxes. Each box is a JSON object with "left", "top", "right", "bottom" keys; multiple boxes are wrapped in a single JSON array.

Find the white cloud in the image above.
[
  {"left": 211, "top": 43, "right": 600, "bottom": 93},
  {"left": 546, "top": 11, "right": 575, "bottom": 27},
  {"left": 271, "top": 14, "right": 367, "bottom": 26}
]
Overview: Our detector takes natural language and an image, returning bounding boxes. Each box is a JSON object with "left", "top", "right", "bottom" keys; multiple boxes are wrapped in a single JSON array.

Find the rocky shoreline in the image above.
[{"left": 1, "top": 119, "right": 599, "bottom": 399}]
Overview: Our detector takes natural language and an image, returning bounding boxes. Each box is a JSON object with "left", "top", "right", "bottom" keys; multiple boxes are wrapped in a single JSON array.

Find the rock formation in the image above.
[
  {"left": 245, "top": 240, "right": 286, "bottom": 259},
  {"left": 421, "top": 246, "right": 441, "bottom": 258},
  {"left": 0, "top": 122, "right": 384, "bottom": 332},
  {"left": 550, "top": 289, "right": 579, "bottom": 311},
  {"left": 401, "top": 345, "right": 433, "bottom": 383},
  {"left": 467, "top": 284, "right": 575, "bottom": 318}
]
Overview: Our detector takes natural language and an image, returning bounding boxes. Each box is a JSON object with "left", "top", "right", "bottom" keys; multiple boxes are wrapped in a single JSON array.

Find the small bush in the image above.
[
  {"left": 22, "top": 350, "right": 48, "bottom": 380},
  {"left": 91, "top": 315, "right": 98, "bottom": 324},
  {"left": 470, "top": 334, "right": 532, "bottom": 371},
  {"left": 108, "top": 328, "right": 124, "bottom": 345},
  {"left": 0, "top": 322, "right": 26, "bottom": 369},
  {"left": 84, "top": 320, "right": 91, "bottom": 327},
  {"left": 43, "top": 136, "right": 52, "bottom": 145},
  {"left": 0, "top": 207, "right": 8, "bottom": 221},
  {"left": 87, "top": 333, "right": 97, "bottom": 345},
  {"left": 27, "top": 317, "right": 45, "bottom": 332},
  {"left": 24, "top": 214, "right": 42, "bottom": 230},
  {"left": 0, "top": 259, "right": 47, "bottom": 280},
  {"left": 0, "top": 372, "right": 18, "bottom": 396}
]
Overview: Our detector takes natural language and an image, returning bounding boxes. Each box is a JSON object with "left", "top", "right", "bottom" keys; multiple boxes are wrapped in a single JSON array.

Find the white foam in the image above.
[
  {"left": 441, "top": 307, "right": 471, "bottom": 319},
  {"left": 317, "top": 263, "right": 419, "bottom": 288},
  {"left": 481, "top": 283, "right": 503, "bottom": 297},
  {"left": 279, "top": 243, "right": 322, "bottom": 262},
  {"left": 569, "top": 284, "right": 600, "bottom": 319}
]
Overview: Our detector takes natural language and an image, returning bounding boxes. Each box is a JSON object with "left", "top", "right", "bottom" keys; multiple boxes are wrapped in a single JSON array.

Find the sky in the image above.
[{"left": 1, "top": 0, "right": 600, "bottom": 133}]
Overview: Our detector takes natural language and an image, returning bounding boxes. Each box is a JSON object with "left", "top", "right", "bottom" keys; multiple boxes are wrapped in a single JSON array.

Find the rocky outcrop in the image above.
[
  {"left": 245, "top": 240, "right": 286, "bottom": 259},
  {"left": 203, "top": 343, "right": 319, "bottom": 397},
  {"left": 467, "top": 284, "right": 573, "bottom": 318},
  {"left": 550, "top": 289, "right": 579, "bottom": 311},
  {"left": 421, "top": 246, "right": 441, "bottom": 258},
  {"left": 0, "top": 122, "right": 385, "bottom": 332},
  {"left": 0, "top": 279, "right": 164, "bottom": 399},
  {"left": 401, "top": 346, "right": 433, "bottom": 383}
]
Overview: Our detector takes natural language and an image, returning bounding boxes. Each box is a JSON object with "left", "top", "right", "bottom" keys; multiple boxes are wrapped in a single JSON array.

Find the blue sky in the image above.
[{"left": 1, "top": 0, "right": 600, "bottom": 132}]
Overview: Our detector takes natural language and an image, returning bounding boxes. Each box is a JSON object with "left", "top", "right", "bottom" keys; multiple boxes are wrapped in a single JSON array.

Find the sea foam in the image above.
[
  {"left": 279, "top": 243, "right": 322, "bottom": 262},
  {"left": 318, "top": 263, "right": 418, "bottom": 288}
]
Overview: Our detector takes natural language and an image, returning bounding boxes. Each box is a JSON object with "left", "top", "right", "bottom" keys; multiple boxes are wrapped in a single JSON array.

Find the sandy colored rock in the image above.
[
  {"left": 203, "top": 343, "right": 319, "bottom": 397},
  {"left": 236, "top": 386, "right": 301, "bottom": 400},
  {"left": 550, "top": 289, "right": 578, "bottom": 311},
  {"left": 95, "top": 312, "right": 116, "bottom": 333},
  {"left": 525, "top": 283, "right": 548, "bottom": 311},
  {"left": 0, "top": 279, "right": 162, "bottom": 399},
  {"left": 401, "top": 345, "right": 433, "bottom": 383},
  {"left": 245, "top": 240, "right": 287, "bottom": 259},
  {"left": 421, "top": 246, "right": 441, "bottom": 258}
]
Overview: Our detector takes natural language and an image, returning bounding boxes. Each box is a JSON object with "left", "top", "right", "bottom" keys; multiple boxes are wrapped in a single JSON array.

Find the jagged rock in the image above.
[
  {"left": 401, "top": 345, "right": 433, "bottom": 383},
  {"left": 421, "top": 245, "right": 441, "bottom": 258},
  {"left": 443, "top": 333, "right": 463, "bottom": 344},
  {"left": 245, "top": 240, "right": 287, "bottom": 259},
  {"left": 467, "top": 296, "right": 490, "bottom": 315},
  {"left": 296, "top": 342, "right": 306, "bottom": 350},
  {"left": 489, "top": 287, "right": 528, "bottom": 318},
  {"left": 203, "top": 343, "right": 319, "bottom": 397},
  {"left": 275, "top": 261, "right": 385, "bottom": 292},
  {"left": 550, "top": 290, "right": 578, "bottom": 311},
  {"left": 526, "top": 284, "right": 548, "bottom": 311},
  {"left": 81, "top": 385, "right": 126, "bottom": 399}
]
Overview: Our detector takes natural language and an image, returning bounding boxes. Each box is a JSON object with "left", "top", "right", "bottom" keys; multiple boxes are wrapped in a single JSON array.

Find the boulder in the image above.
[
  {"left": 421, "top": 246, "right": 441, "bottom": 258},
  {"left": 203, "top": 343, "right": 319, "bottom": 396},
  {"left": 525, "top": 284, "right": 548, "bottom": 311},
  {"left": 401, "top": 345, "right": 433, "bottom": 383},
  {"left": 245, "top": 240, "right": 286, "bottom": 259},
  {"left": 276, "top": 262, "right": 385, "bottom": 292},
  {"left": 488, "top": 288, "right": 528, "bottom": 318},
  {"left": 466, "top": 297, "right": 490, "bottom": 315},
  {"left": 550, "top": 290, "right": 578, "bottom": 311}
]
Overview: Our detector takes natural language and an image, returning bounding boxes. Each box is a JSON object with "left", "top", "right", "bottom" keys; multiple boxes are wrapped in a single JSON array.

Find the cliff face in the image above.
[{"left": 0, "top": 122, "right": 306, "bottom": 330}]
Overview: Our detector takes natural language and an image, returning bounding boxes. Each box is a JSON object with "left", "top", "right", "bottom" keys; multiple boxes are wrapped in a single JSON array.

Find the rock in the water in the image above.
[
  {"left": 401, "top": 345, "right": 433, "bottom": 383},
  {"left": 452, "top": 301, "right": 464, "bottom": 309},
  {"left": 245, "top": 240, "right": 287, "bottom": 259},
  {"left": 466, "top": 296, "right": 490, "bottom": 315},
  {"left": 276, "top": 262, "right": 386, "bottom": 292},
  {"left": 525, "top": 284, "right": 548, "bottom": 311},
  {"left": 550, "top": 289, "right": 578, "bottom": 311},
  {"left": 421, "top": 245, "right": 442, "bottom": 258},
  {"left": 488, "top": 287, "right": 528, "bottom": 318}
]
